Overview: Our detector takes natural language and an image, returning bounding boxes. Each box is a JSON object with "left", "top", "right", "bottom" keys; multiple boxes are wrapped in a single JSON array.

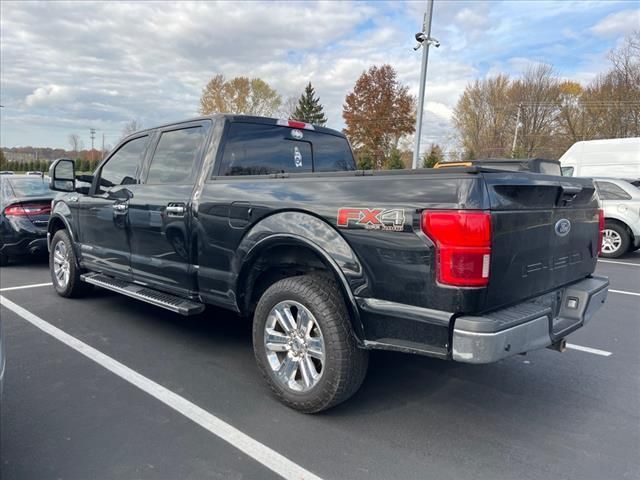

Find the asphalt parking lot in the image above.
[{"left": 1, "top": 254, "right": 638, "bottom": 480}]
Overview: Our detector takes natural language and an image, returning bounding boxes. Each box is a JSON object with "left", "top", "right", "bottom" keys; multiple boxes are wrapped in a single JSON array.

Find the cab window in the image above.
[
  {"left": 146, "top": 126, "right": 206, "bottom": 184},
  {"left": 97, "top": 136, "right": 149, "bottom": 193}
]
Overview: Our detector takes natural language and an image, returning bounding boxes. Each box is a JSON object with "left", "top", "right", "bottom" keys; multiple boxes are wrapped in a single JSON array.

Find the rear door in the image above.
[
  {"left": 76, "top": 134, "right": 150, "bottom": 279},
  {"left": 127, "top": 121, "right": 211, "bottom": 296},
  {"left": 482, "top": 173, "right": 599, "bottom": 310}
]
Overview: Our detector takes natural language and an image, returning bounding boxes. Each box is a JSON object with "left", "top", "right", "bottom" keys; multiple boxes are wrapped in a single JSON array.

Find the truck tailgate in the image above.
[{"left": 483, "top": 173, "right": 600, "bottom": 310}]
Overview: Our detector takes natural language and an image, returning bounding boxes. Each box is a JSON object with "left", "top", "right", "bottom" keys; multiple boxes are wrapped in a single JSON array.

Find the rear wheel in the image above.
[
  {"left": 252, "top": 274, "right": 368, "bottom": 413},
  {"left": 601, "top": 222, "right": 630, "bottom": 258},
  {"left": 50, "top": 229, "right": 92, "bottom": 297}
]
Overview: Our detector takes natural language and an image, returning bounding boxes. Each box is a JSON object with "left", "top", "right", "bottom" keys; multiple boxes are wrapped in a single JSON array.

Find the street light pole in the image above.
[
  {"left": 511, "top": 103, "right": 522, "bottom": 158},
  {"left": 412, "top": 0, "right": 436, "bottom": 169}
]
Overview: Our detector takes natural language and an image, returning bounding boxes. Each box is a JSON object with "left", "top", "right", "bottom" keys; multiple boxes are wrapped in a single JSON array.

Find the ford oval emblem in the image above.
[
  {"left": 291, "top": 129, "right": 304, "bottom": 140},
  {"left": 555, "top": 219, "right": 571, "bottom": 237}
]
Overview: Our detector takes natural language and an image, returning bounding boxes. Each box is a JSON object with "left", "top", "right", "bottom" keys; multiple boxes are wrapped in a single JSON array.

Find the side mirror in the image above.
[{"left": 49, "top": 158, "right": 76, "bottom": 192}]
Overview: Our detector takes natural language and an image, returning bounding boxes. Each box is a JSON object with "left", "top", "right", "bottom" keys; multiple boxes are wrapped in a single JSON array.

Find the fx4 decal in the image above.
[{"left": 336, "top": 208, "right": 406, "bottom": 231}]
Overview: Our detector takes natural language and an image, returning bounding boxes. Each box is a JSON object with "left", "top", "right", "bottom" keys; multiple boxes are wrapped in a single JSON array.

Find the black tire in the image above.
[
  {"left": 252, "top": 274, "right": 368, "bottom": 413},
  {"left": 49, "top": 229, "right": 92, "bottom": 297},
  {"left": 0, "top": 252, "right": 8, "bottom": 267},
  {"left": 601, "top": 221, "right": 630, "bottom": 259}
]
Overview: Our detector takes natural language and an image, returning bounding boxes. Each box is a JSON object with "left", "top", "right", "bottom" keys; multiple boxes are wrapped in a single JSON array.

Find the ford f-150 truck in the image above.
[{"left": 47, "top": 115, "right": 609, "bottom": 413}]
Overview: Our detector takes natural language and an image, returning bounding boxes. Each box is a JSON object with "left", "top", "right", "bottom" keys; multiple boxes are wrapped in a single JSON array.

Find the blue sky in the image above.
[{"left": 1, "top": 1, "right": 638, "bottom": 153}]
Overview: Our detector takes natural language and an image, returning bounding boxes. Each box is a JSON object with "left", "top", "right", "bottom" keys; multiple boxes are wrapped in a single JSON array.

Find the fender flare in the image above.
[
  {"left": 234, "top": 211, "right": 368, "bottom": 341},
  {"left": 48, "top": 205, "right": 81, "bottom": 267}
]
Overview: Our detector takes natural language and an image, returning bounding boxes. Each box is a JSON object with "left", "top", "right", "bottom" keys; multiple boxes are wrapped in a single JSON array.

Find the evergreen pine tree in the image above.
[
  {"left": 422, "top": 143, "right": 444, "bottom": 168},
  {"left": 356, "top": 151, "right": 374, "bottom": 170},
  {"left": 292, "top": 83, "right": 327, "bottom": 126},
  {"left": 384, "top": 149, "right": 405, "bottom": 170}
]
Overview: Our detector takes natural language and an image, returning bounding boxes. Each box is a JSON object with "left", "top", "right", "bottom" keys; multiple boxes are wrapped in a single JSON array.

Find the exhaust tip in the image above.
[{"left": 547, "top": 338, "right": 567, "bottom": 353}]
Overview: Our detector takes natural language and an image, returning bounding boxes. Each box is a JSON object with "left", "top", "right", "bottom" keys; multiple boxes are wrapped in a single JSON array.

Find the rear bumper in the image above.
[
  {"left": 452, "top": 276, "right": 609, "bottom": 364},
  {"left": 0, "top": 236, "right": 48, "bottom": 256}
]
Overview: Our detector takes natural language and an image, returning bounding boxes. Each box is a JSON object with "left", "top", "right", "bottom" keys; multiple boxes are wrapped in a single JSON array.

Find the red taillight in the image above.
[
  {"left": 597, "top": 208, "right": 605, "bottom": 256},
  {"left": 3, "top": 203, "right": 51, "bottom": 217},
  {"left": 3, "top": 205, "right": 27, "bottom": 216},
  {"left": 421, "top": 210, "right": 492, "bottom": 287}
]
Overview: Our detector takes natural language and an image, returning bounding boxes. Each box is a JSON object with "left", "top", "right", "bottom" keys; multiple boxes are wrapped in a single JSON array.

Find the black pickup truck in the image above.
[{"left": 47, "top": 115, "right": 609, "bottom": 412}]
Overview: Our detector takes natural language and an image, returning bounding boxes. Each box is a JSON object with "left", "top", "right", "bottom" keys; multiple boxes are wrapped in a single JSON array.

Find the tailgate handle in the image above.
[{"left": 558, "top": 183, "right": 582, "bottom": 206}]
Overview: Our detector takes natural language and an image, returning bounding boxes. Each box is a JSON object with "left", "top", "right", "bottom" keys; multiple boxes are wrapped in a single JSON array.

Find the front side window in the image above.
[
  {"left": 98, "top": 136, "right": 148, "bottom": 193},
  {"left": 595, "top": 181, "right": 632, "bottom": 200},
  {"left": 146, "top": 126, "right": 206, "bottom": 184}
]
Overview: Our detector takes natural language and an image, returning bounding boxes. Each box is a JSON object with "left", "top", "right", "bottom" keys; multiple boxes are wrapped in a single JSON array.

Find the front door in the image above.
[
  {"left": 127, "top": 121, "right": 211, "bottom": 296},
  {"left": 76, "top": 134, "right": 150, "bottom": 279}
]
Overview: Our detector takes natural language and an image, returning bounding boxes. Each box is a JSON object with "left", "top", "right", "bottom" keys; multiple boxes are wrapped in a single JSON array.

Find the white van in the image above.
[{"left": 559, "top": 138, "right": 640, "bottom": 177}]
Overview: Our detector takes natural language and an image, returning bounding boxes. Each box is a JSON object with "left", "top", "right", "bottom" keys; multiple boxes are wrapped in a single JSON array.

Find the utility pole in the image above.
[
  {"left": 511, "top": 103, "right": 522, "bottom": 158},
  {"left": 89, "top": 128, "right": 96, "bottom": 162},
  {"left": 101, "top": 133, "right": 105, "bottom": 161},
  {"left": 412, "top": 0, "right": 437, "bottom": 169}
]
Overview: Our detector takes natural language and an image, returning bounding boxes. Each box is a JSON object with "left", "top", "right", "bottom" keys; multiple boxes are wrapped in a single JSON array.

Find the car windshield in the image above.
[{"left": 6, "top": 177, "right": 52, "bottom": 197}]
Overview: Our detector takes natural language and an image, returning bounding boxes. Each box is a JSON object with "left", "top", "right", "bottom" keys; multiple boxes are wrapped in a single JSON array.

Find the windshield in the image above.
[{"left": 5, "top": 177, "right": 53, "bottom": 197}]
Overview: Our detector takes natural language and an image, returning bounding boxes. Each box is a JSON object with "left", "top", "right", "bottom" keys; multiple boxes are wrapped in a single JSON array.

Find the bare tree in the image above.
[
  {"left": 453, "top": 33, "right": 640, "bottom": 160},
  {"left": 68, "top": 133, "right": 83, "bottom": 158},
  {"left": 510, "top": 64, "right": 560, "bottom": 157},
  {"left": 452, "top": 74, "right": 513, "bottom": 159},
  {"left": 279, "top": 95, "right": 299, "bottom": 119},
  {"left": 122, "top": 119, "right": 143, "bottom": 139}
]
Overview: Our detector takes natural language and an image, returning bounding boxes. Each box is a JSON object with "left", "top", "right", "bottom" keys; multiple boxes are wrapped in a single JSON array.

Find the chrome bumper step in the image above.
[{"left": 80, "top": 273, "right": 204, "bottom": 316}]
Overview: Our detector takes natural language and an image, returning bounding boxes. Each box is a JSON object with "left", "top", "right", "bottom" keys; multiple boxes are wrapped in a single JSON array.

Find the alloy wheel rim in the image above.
[
  {"left": 602, "top": 229, "right": 622, "bottom": 254},
  {"left": 263, "top": 300, "right": 325, "bottom": 392},
  {"left": 53, "top": 241, "right": 70, "bottom": 288}
]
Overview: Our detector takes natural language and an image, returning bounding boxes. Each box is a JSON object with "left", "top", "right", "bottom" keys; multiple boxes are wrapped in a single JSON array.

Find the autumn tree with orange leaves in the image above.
[{"left": 343, "top": 65, "right": 416, "bottom": 169}]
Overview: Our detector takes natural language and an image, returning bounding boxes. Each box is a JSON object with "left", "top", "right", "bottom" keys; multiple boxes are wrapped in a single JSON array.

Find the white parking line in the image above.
[
  {"left": 610, "top": 289, "right": 640, "bottom": 297},
  {"left": 566, "top": 343, "right": 612, "bottom": 357},
  {"left": 598, "top": 259, "right": 640, "bottom": 267},
  {"left": 0, "top": 295, "right": 322, "bottom": 480},
  {"left": 0, "top": 282, "right": 52, "bottom": 292}
]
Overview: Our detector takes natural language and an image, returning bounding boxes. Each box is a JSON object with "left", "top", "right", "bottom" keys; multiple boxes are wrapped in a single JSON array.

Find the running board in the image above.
[{"left": 80, "top": 273, "right": 205, "bottom": 316}]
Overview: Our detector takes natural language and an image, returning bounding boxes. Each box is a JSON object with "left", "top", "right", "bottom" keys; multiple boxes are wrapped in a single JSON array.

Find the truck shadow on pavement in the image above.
[{"left": 92, "top": 289, "right": 608, "bottom": 432}]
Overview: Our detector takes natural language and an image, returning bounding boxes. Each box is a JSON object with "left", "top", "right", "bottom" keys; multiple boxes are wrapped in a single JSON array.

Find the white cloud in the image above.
[
  {"left": 25, "top": 85, "right": 73, "bottom": 107},
  {"left": 0, "top": 0, "right": 631, "bottom": 151},
  {"left": 591, "top": 9, "right": 640, "bottom": 37}
]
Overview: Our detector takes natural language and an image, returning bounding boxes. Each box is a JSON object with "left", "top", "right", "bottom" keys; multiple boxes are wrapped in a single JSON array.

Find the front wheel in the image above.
[
  {"left": 252, "top": 274, "right": 368, "bottom": 413},
  {"left": 49, "top": 229, "right": 92, "bottom": 297},
  {"left": 601, "top": 222, "right": 630, "bottom": 258}
]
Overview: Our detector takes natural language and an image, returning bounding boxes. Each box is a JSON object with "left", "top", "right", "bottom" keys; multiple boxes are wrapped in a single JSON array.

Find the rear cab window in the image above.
[
  {"left": 215, "top": 122, "right": 355, "bottom": 177},
  {"left": 145, "top": 126, "right": 208, "bottom": 184}
]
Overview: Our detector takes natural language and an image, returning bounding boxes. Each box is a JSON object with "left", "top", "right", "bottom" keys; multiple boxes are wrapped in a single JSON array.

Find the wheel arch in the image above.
[
  {"left": 604, "top": 217, "right": 633, "bottom": 240},
  {"left": 234, "top": 211, "right": 367, "bottom": 342},
  {"left": 48, "top": 209, "right": 80, "bottom": 267}
]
